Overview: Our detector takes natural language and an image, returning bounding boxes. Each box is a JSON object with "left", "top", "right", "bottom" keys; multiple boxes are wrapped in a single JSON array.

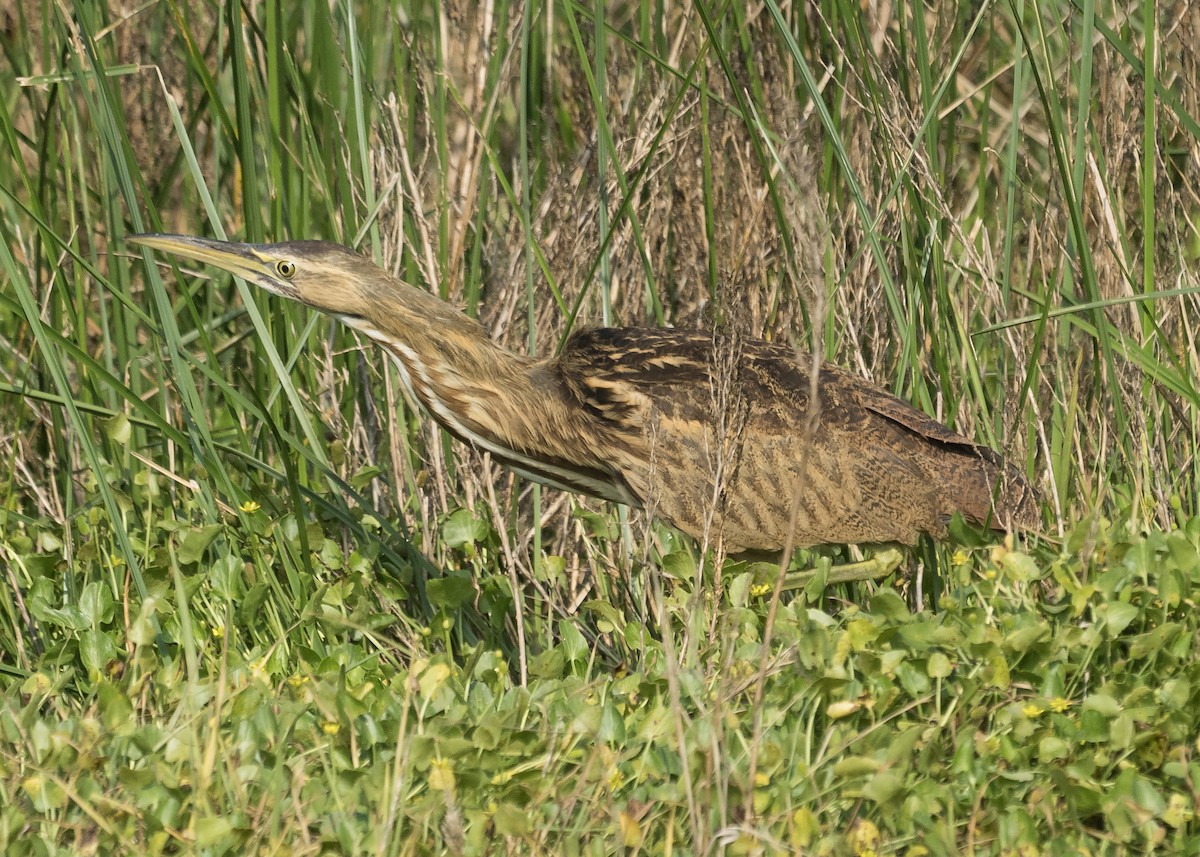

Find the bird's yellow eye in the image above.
[{"left": 276, "top": 260, "right": 297, "bottom": 279}]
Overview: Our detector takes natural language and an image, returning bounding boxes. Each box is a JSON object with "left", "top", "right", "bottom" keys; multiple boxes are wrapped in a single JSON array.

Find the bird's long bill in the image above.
[{"left": 127, "top": 233, "right": 288, "bottom": 295}]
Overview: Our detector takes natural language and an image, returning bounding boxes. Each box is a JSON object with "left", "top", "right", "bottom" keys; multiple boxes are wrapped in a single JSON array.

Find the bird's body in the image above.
[
  {"left": 553, "top": 327, "right": 1036, "bottom": 551},
  {"left": 129, "top": 234, "right": 1038, "bottom": 552}
]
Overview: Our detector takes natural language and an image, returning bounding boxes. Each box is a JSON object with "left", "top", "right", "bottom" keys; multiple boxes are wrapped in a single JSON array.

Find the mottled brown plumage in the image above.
[
  {"left": 128, "top": 234, "right": 1039, "bottom": 553},
  {"left": 556, "top": 328, "right": 1038, "bottom": 551}
]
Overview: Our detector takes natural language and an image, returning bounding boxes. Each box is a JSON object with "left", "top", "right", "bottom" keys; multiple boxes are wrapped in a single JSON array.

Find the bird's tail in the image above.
[{"left": 953, "top": 450, "right": 1041, "bottom": 532}]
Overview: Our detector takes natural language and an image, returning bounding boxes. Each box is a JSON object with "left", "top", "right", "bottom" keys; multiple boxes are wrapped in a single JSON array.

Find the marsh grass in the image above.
[{"left": 2, "top": 0, "right": 1199, "bottom": 852}]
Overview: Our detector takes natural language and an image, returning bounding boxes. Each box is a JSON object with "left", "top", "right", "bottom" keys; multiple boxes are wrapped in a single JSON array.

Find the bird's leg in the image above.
[{"left": 781, "top": 546, "right": 904, "bottom": 590}]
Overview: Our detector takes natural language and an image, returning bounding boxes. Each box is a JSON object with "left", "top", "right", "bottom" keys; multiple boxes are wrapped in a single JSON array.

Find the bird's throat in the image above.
[{"left": 335, "top": 308, "right": 636, "bottom": 505}]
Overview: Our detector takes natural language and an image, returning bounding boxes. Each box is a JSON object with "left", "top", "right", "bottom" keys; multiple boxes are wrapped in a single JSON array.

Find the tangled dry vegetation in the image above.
[
  {"left": 317, "top": 2, "right": 1199, "bottom": 591},
  {"left": 5, "top": 1, "right": 1199, "bottom": 598}
]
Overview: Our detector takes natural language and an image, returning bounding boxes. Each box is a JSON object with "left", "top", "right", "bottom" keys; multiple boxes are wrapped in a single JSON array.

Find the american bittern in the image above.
[{"left": 129, "top": 234, "right": 1038, "bottom": 570}]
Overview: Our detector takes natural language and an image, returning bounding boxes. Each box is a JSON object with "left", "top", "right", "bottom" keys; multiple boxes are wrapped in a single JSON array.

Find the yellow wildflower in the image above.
[{"left": 1049, "top": 697, "right": 1072, "bottom": 713}]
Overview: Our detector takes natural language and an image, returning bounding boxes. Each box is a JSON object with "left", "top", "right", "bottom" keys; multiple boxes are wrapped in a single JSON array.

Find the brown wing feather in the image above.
[
  {"left": 824, "top": 366, "right": 984, "bottom": 449},
  {"left": 557, "top": 327, "right": 1037, "bottom": 551}
]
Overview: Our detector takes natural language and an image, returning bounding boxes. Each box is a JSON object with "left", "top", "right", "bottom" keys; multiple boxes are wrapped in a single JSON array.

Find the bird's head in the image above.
[{"left": 127, "top": 233, "right": 386, "bottom": 321}]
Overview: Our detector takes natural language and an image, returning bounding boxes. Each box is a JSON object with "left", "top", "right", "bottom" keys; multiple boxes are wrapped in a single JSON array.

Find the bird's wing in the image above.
[
  {"left": 563, "top": 328, "right": 994, "bottom": 455},
  {"left": 818, "top": 364, "right": 1038, "bottom": 528},
  {"left": 558, "top": 328, "right": 713, "bottom": 425},
  {"left": 819, "top": 364, "right": 1001, "bottom": 460}
]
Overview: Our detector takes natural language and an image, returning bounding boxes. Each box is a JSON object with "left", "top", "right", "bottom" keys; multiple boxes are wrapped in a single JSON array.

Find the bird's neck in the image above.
[
  {"left": 338, "top": 289, "right": 635, "bottom": 502},
  {"left": 338, "top": 291, "right": 561, "bottom": 460}
]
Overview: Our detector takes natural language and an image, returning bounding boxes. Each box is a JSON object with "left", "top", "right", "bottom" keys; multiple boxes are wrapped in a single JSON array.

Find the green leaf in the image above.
[
  {"left": 493, "top": 803, "right": 529, "bottom": 835},
  {"left": 349, "top": 465, "right": 383, "bottom": 490},
  {"left": 441, "top": 508, "right": 489, "bottom": 548},
  {"left": 529, "top": 648, "right": 564, "bottom": 680},
  {"left": 622, "top": 621, "right": 648, "bottom": 651},
  {"left": 1103, "top": 601, "right": 1140, "bottom": 636},
  {"left": 869, "top": 588, "right": 910, "bottom": 621},
  {"left": 1167, "top": 532, "right": 1199, "bottom": 575},
  {"left": 727, "top": 572, "right": 752, "bottom": 607},
  {"left": 661, "top": 550, "right": 696, "bottom": 580},
  {"left": 21, "top": 775, "right": 66, "bottom": 813},
  {"left": 37, "top": 530, "right": 63, "bottom": 554},
  {"left": 998, "top": 550, "right": 1041, "bottom": 581},
  {"left": 105, "top": 413, "right": 132, "bottom": 444},
  {"left": 97, "top": 681, "right": 134, "bottom": 730},
  {"left": 1082, "top": 693, "right": 1121, "bottom": 717},
  {"left": 1079, "top": 709, "right": 1109, "bottom": 742},
  {"left": 573, "top": 509, "right": 614, "bottom": 541},
  {"left": 128, "top": 597, "right": 158, "bottom": 646},
  {"left": 833, "top": 756, "right": 880, "bottom": 777},
  {"left": 417, "top": 663, "right": 452, "bottom": 700},
  {"left": 598, "top": 701, "right": 626, "bottom": 743},
  {"left": 1159, "top": 678, "right": 1190, "bottom": 710},
  {"left": 987, "top": 653, "right": 1011, "bottom": 690},
  {"left": 845, "top": 619, "right": 879, "bottom": 650},
  {"left": 80, "top": 629, "right": 119, "bottom": 678},
  {"left": 178, "top": 525, "right": 222, "bottom": 565},
  {"left": 1004, "top": 621, "right": 1049, "bottom": 653},
  {"left": 895, "top": 661, "right": 931, "bottom": 697},
  {"left": 194, "top": 816, "right": 235, "bottom": 846},
  {"left": 78, "top": 581, "right": 113, "bottom": 628},
  {"left": 1038, "top": 736, "right": 1070, "bottom": 761},
  {"left": 1129, "top": 622, "right": 1183, "bottom": 658},
  {"left": 536, "top": 554, "right": 566, "bottom": 583},
  {"left": 426, "top": 571, "right": 475, "bottom": 610},
  {"left": 863, "top": 769, "right": 905, "bottom": 804},
  {"left": 559, "top": 621, "right": 588, "bottom": 664},
  {"left": 583, "top": 600, "right": 625, "bottom": 633},
  {"left": 238, "top": 584, "right": 271, "bottom": 625},
  {"left": 1111, "top": 714, "right": 1135, "bottom": 750},
  {"left": 209, "top": 553, "right": 243, "bottom": 600},
  {"left": 803, "top": 561, "right": 829, "bottom": 600},
  {"left": 926, "top": 652, "right": 953, "bottom": 678}
]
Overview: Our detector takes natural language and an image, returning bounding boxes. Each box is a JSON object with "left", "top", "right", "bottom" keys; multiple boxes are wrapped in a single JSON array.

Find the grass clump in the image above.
[{"left": 4, "top": 515, "right": 1200, "bottom": 853}]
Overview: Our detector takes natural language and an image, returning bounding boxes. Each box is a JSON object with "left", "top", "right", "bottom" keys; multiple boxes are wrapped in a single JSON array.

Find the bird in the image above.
[{"left": 127, "top": 233, "right": 1039, "bottom": 571}]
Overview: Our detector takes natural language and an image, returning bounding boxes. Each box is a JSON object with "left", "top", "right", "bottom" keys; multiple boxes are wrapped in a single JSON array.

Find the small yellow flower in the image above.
[
  {"left": 211, "top": 625, "right": 224, "bottom": 639},
  {"left": 1049, "top": 697, "right": 1072, "bottom": 713},
  {"left": 240, "top": 500, "right": 261, "bottom": 513},
  {"left": 952, "top": 549, "right": 969, "bottom": 565},
  {"left": 1022, "top": 703, "right": 1044, "bottom": 718},
  {"left": 751, "top": 583, "right": 772, "bottom": 598},
  {"left": 249, "top": 657, "right": 272, "bottom": 682},
  {"left": 321, "top": 720, "right": 340, "bottom": 736}
]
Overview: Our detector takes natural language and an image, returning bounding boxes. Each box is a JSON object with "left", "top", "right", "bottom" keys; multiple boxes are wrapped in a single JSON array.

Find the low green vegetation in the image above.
[
  {"left": 2, "top": 0, "right": 1198, "bottom": 853},
  {"left": 5, "top": 508, "right": 1200, "bottom": 854}
]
